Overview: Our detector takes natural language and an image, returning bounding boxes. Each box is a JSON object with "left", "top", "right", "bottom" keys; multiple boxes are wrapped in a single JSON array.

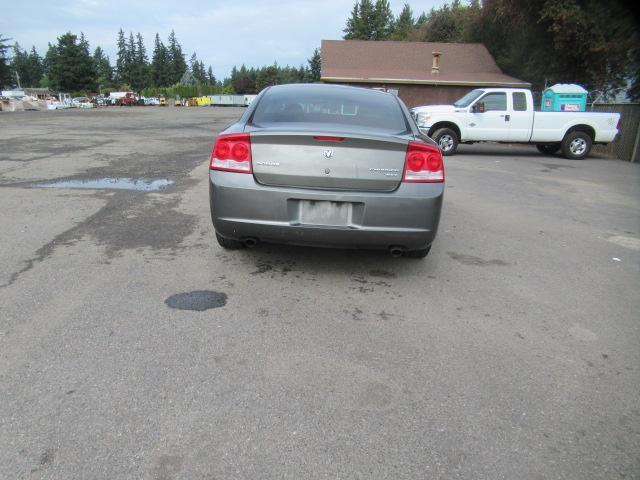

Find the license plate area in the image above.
[{"left": 297, "top": 200, "right": 354, "bottom": 227}]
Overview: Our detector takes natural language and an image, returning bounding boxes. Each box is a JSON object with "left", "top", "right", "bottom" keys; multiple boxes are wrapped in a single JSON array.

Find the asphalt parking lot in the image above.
[{"left": 1, "top": 107, "right": 639, "bottom": 479}]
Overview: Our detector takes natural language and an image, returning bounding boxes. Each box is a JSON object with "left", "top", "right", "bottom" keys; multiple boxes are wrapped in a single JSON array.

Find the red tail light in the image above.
[
  {"left": 616, "top": 118, "right": 621, "bottom": 130},
  {"left": 403, "top": 142, "right": 444, "bottom": 183},
  {"left": 210, "top": 133, "right": 252, "bottom": 173}
]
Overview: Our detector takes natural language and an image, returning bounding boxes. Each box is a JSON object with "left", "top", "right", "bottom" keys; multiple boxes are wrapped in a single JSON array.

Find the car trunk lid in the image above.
[{"left": 249, "top": 131, "right": 408, "bottom": 191}]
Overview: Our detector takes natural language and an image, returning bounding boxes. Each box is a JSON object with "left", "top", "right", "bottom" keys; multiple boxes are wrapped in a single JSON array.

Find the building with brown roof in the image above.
[{"left": 321, "top": 39, "right": 530, "bottom": 108}]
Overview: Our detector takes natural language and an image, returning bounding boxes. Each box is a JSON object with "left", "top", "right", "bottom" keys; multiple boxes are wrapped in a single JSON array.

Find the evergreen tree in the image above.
[
  {"left": 231, "top": 64, "right": 255, "bottom": 93},
  {"left": 207, "top": 66, "right": 216, "bottom": 85},
  {"left": 27, "top": 46, "right": 44, "bottom": 86},
  {"left": 132, "top": 33, "right": 149, "bottom": 90},
  {"left": 127, "top": 32, "right": 136, "bottom": 84},
  {"left": 93, "top": 46, "right": 113, "bottom": 88},
  {"left": 42, "top": 42, "right": 57, "bottom": 85},
  {"left": 167, "top": 30, "right": 187, "bottom": 84},
  {"left": 10, "top": 43, "right": 29, "bottom": 86},
  {"left": 343, "top": 0, "right": 386, "bottom": 40},
  {"left": 343, "top": 2, "right": 361, "bottom": 39},
  {"left": 151, "top": 33, "right": 171, "bottom": 87},
  {"left": 255, "top": 63, "right": 279, "bottom": 91},
  {"left": 356, "top": 0, "right": 375, "bottom": 39},
  {"left": 115, "top": 29, "right": 129, "bottom": 85},
  {"left": 197, "top": 61, "right": 207, "bottom": 84},
  {"left": 392, "top": 3, "right": 415, "bottom": 40},
  {"left": 10, "top": 43, "right": 43, "bottom": 87},
  {"left": 307, "top": 48, "right": 321, "bottom": 82},
  {"left": 0, "top": 34, "right": 11, "bottom": 88},
  {"left": 47, "top": 32, "right": 97, "bottom": 92},
  {"left": 298, "top": 65, "right": 308, "bottom": 83},
  {"left": 372, "top": 0, "right": 394, "bottom": 40},
  {"left": 189, "top": 52, "right": 207, "bottom": 84}
]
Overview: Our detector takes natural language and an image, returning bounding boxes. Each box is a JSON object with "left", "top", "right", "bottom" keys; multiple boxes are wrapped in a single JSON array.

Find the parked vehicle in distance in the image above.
[
  {"left": 117, "top": 92, "right": 137, "bottom": 106},
  {"left": 71, "top": 97, "right": 94, "bottom": 108},
  {"left": 159, "top": 96, "right": 167, "bottom": 106},
  {"left": 144, "top": 96, "right": 160, "bottom": 106},
  {"left": 411, "top": 88, "right": 620, "bottom": 159},
  {"left": 209, "top": 84, "right": 444, "bottom": 258},
  {"left": 93, "top": 95, "right": 108, "bottom": 106}
]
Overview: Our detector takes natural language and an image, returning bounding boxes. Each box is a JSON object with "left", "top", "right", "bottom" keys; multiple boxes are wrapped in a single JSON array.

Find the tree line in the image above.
[
  {"left": 3, "top": 1, "right": 636, "bottom": 99},
  {"left": 0, "top": 30, "right": 321, "bottom": 96},
  {"left": 343, "top": 0, "right": 639, "bottom": 100},
  {"left": 2, "top": 31, "right": 319, "bottom": 94}
]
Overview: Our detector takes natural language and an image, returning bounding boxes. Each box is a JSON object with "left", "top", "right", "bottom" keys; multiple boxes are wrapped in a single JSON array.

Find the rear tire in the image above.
[
  {"left": 216, "top": 233, "right": 244, "bottom": 250},
  {"left": 561, "top": 131, "right": 592, "bottom": 160},
  {"left": 432, "top": 128, "right": 459, "bottom": 156},
  {"left": 403, "top": 246, "right": 431, "bottom": 259},
  {"left": 536, "top": 143, "right": 560, "bottom": 155}
]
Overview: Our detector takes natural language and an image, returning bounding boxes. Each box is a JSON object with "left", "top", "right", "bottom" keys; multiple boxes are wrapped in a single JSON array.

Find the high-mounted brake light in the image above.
[
  {"left": 402, "top": 142, "right": 444, "bottom": 183},
  {"left": 313, "top": 136, "right": 345, "bottom": 142},
  {"left": 210, "top": 133, "right": 252, "bottom": 173}
]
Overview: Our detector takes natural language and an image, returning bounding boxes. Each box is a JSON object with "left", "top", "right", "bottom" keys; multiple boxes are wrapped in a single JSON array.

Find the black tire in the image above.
[
  {"left": 432, "top": 128, "right": 459, "bottom": 156},
  {"left": 561, "top": 131, "right": 592, "bottom": 160},
  {"left": 216, "top": 233, "right": 244, "bottom": 250},
  {"left": 536, "top": 143, "right": 560, "bottom": 155},
  {"left": 403, "top": 245, "right": 431, "bottom": 259}
]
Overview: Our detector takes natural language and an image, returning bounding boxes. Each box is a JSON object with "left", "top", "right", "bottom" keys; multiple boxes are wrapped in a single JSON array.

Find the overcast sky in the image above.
[{"left": 1, "top": 0, "right": 447, "bottom": 80}]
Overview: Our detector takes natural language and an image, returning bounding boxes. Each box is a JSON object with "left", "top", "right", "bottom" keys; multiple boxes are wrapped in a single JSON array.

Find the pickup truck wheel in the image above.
[
  {"left": 433, "top": 128, "right": 458, "bottom": 156},
  {"left": 536, "top": 144, "right": 560, "bottom": 155},
  {"left": 561, "top": 131, "right": 592, "bottom": 160}
]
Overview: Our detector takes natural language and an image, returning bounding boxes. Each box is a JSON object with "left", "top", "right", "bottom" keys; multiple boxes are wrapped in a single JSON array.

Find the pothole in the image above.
[
  {"left": 34, "top": 177, "right": 174, "bottom": 192},
  {"left": 165, "top": 291, "right": 227, "bottom": 311}
]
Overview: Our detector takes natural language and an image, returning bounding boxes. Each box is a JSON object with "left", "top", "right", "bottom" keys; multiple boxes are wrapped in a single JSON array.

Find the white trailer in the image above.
[{"left": 210, "top": 95, "right": 255, "bottom": 107}]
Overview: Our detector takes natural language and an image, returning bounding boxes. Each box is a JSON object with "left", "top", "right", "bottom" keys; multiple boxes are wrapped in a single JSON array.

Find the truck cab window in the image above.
[
  {"left": 512, "top": 92, "right": 527, "bottom": 111},
  {"left": 480, "top": 93, "right": 507, "bottom": 111}
]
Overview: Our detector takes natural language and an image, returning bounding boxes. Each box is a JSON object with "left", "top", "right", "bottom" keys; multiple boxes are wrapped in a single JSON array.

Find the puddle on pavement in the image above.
[
  {"left": 165, "top": 291, "right": 227, "bottom": 311},
  {"left": 34, "top": 177, "right": 174, "bottom": 192}
]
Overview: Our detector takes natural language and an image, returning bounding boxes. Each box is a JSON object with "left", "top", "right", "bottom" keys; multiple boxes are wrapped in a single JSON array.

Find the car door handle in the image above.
[{"left": 500, "top": 114, "right": 511, "bottom": 121}]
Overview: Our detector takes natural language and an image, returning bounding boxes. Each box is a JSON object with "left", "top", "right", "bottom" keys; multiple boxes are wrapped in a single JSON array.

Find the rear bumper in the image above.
[{"left": 209, "top": 171, "right": 443, "bottom": 250}]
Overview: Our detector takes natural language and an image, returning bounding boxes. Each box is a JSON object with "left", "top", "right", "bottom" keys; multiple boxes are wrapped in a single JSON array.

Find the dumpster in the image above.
[
  {"left": 196, "top": 96, "right": 211, "bottom": 106},
  {"left": 541, "top": 84, "right": 588, "bottom": 112}
]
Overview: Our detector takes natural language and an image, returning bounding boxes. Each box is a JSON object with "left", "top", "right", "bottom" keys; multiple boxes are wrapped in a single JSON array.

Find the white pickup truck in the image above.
[{"left": 410, "top": 88, "right": 620, "bottom": 159}]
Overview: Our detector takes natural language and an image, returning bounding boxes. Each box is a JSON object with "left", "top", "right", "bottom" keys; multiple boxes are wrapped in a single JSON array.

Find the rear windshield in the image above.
[{"left": 250, "top": 86, "right": 409, "bottom": 134}]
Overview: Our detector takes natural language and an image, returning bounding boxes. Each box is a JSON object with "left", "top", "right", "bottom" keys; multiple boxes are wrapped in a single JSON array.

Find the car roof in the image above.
[{"left": 266, "top": 83, "right": 395, "bottom": 98}]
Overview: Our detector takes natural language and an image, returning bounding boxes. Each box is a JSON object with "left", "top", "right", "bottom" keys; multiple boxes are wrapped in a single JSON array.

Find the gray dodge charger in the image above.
[{"left": 209, "top": 84, "right": 444, "bottom": 258}]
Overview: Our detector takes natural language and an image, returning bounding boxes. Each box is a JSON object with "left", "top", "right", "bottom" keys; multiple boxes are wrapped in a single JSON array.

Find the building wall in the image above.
[
  {"left": 394, "top": 84, "right": 473, "bottom": 108},
  {"left": 325, "top": 81, "right": 474, "bottom": 108}
]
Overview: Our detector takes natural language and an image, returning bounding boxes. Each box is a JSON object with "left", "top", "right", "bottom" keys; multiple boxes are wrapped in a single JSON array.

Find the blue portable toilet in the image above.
[{"left": 541, "top": 84, "right": 588, "bottom": 112}]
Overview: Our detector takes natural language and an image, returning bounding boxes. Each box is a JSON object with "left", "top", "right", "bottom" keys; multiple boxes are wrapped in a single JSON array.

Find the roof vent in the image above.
[{"left": 432, "top": 51, "right": 441, "bottom": 75}]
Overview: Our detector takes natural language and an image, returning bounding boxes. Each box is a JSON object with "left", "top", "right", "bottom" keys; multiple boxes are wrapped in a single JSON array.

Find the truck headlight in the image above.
[{"left": 417, "top": 112, "right": 432, "bottom": 126}]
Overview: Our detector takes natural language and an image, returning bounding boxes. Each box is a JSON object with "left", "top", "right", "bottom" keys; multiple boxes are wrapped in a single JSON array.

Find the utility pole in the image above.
[{"left": 15, "top": 71, "right": 21, "bottom": 89}]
